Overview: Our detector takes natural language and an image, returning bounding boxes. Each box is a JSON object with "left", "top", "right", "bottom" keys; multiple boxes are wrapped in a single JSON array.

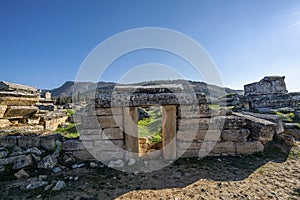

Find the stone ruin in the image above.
[
  {"left": 242, "top": 76, "right": 300, "bottom": 112},
  {"left": 75, "top": 83, "right": 283, "bottom": 162},
  {"left": 0, "top": 81, "right": 68, "bottom": 135},
  {"left": 0, "top": 77, "right": 297, "bottom": 174}
]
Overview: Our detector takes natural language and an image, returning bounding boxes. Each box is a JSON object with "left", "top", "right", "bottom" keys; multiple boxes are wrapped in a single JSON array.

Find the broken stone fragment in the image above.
[
  {"left": 12, "top": 155, "right": 33, "bottom": 170},
  {"left": 52, "top": 180, "right": 65, "bottom": 191},
  {"left": 38, "top": 155, "right": 57, "bottom": 169},
  {"left": 14, "top": 169, "right": 30, "bottom": 179},
  {"left": 0, "top": 147, "right": 8, "bottom": 159},
  {"left": 25, "top": 180, "right": 49, "bottom": 190}
]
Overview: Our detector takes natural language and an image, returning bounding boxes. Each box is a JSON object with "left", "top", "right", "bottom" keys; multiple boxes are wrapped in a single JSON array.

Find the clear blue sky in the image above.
[{"left": 0, "top": 0, "right": 299, "bottom": 91}]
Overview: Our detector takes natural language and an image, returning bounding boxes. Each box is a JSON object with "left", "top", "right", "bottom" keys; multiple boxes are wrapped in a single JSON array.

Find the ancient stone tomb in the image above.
[{"left": 79, "top": 84, "right": 279, "bottom": 161}]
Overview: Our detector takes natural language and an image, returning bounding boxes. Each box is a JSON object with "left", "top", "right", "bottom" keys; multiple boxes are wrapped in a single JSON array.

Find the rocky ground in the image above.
[{"left": 0, "top": 141, "right": 300, "bottom": 200}]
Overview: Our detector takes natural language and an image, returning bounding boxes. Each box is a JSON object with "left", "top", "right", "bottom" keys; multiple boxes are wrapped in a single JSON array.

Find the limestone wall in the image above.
[{"left": 77, "top": 84, "right": 280, "bottom": 161}]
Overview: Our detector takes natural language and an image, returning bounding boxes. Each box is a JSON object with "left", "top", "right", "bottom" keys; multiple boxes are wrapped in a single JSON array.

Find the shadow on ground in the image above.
[{"left": 0, "top": 142, "right": 292, "bottom": 200}]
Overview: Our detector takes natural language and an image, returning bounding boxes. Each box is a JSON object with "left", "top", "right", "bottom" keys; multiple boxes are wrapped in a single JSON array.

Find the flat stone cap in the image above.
[
  {"left": 0, "top": 81, "right": 38, "bottom": 93},
  {"left": 113, "top": 84, "right": 183, "bottom": 94}
]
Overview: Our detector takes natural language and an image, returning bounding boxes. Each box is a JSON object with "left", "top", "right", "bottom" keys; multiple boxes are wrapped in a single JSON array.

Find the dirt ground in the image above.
[{"left": 0, "top": 142, "right": 300, "bottom": 200}]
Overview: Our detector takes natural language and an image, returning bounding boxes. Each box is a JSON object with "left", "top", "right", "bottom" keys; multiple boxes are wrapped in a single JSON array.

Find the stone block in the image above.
[
  {"left": 81, "top": 116, "right": 100, "bottom": 129},
  {"left": 235, "top": 141, "right": 264, "bottom": 155},
  {"left": 177, "top": 142, "right": 203, "bottom": 151},
  {"left": 97, "top": 115, "right": 123, "bottom": 128},
  {"left": 72, "top": 150, "right": 95, "bottom": 160},
  {"left": 221, "top": 129, "right": 250, "bottom": 142},
  {"left": 0, "top": 96, "right": 39, "bottom": 106},
  {"left": 233, "top": 112, "right": 276, "bottom": 143},
  {"left": 162, "top": 105, "right": 177, "bottom": 160},
  {"left": 178, "top": 117, "right": 223, "bottom": 130},
  {"left": 123, "top": 107, "right": 139, "bottom": 155},
  {"left": 0, "top": 119, "right": 10, "bottom": 128},
  {"left": 177, "top": 130, "right": 221, "bottom": 142},
  {"left": 94, "top": 140, "right": 124, "bottom": 151},
  {"left": 177, "top": 104, "right": 211, "bottom": 118},
  {"left": 223, "top": 116, "right": 247, "bottom": 130},
  {"left": 0, "top": 155, "right": 24, "bottom": 166},
  {"left": 96, "top": 107, "right": 123, "bottom": 116},
  {"left": 211, "top": 141, "right": 235, "bottom": 154},
  {"left": 62, "top": 140, "right": 93, "bottom": 151},
  {"left": 0, "top": 136, "right": 17, "bottom": 147},
  {"left": 40, "top": 136, "right": 56, "bottom": 151},
  {"left": 18, "top": 136, "right": 40, "bottom": 148},
  {"left": 102, "top": 128, "right": 124, "bottom": 139},
  {"left": 4, "top": 106, "right": 38, "bottom": 118},
  {"left": 0, "top": 105, "right": 7, "bottom": 118}
]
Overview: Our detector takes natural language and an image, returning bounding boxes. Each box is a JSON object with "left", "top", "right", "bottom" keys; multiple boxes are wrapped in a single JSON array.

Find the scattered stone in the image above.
[
  {"left": 72, "top": 163, "right": 85, "bottom": 169},
  {"left": 64, "top": 157, "right": 73, "bottom": 163},
  {"left": 12, "top": 155, "right": 33, "bottom": 170},
  {"left": 52, "top": 166, "right": 62, "bottom": 173},
  {"left": 44, "top": 181, "right": 56, "bottom": 191},
  {"left": 10, "top": 146, "right": 24, "bottom": 157},
  {"left": 74, "top": 176, "right": 79, "bottom": 181},
  {"left": 89, "top": 162, "right": 98, "bottom": 168},
  {"left": 38, "top": 155, "right": 57, "bottom": 169},
  {"left": 38, "top": 175, "right": 48, "bottom": 181},
  {"left": 128, "top": 158, "right": 136, "bottom": 166},
  {"left": 14, "top": 169, "right": 30, "bottom": 179},
  {"left": 108, "top": 160, "right": 124, "bottom": 168},
  {"left": 26, "top": 180, "right": 48, "bottom": 190},
  {"left": 0, "top": 148, "right": 8, "bottom": 159},
  {"left": 25, "top": 147, "right": 42, "bottom": 156},
  {"left": 52, "top": 180, "right": 65, "bottom": 191}
]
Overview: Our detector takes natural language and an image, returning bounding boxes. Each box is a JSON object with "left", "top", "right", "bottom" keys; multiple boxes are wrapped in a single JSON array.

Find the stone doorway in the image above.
[{"left": 123, "top": 105, "right": 177, "bottom": 160}]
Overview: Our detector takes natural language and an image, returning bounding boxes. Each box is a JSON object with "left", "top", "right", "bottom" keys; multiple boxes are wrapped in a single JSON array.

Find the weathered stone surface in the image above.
[
  {"left": 0, "top": 105, "right": 7, "bottom": 118},
  {"left": 81, "top": 115, "right": 100, "bottom": 130},
  {"left": 178, "top": 117, "right": 223, "bottom": 130},
  {"left": 102, "top": 127, "right": 124, "bottom": 140},
  {"left": 241, "top": 111, "right": 284, "bottom": 134},
  {"left": 19, "top": 136, "right": 40, "bottom": 148},
  {"left": 12, "top": 155, "right": 33, "bottom": 170},
  {"left": 123, "top": 107, "right": 138, "bottom": 156},
  {"left": 0, "top": 81, "right": 38, "bottom": 94},
  {"left": 162, "top": 105, "right": 177, "bottom": 160},
  {"left": 72, "top": 150, "right": 95, "bottom": 160},
  {"left": 26, "top": 180, "right": 48, "bottom": 190},
  {"left": 0, "top": 119, "right": 10, "bottom": 128},
  {"left": 223, "top": 116, "right": 246, "bottom": 130},
  {"left": 94, "top": 140, "right": 124, "bottom": 151},
  {"left": 177, "top": 104, "right": 211, "bottom": 118},
  {"left": 235, "top": 141, "right": 264, "bottom": 155},
  {"left": 96, "top": 107, "right": 123, "bottom": 116},
  {"left": 4, "top": 106, "right": 38, "bottom": 118},
  {"left": 40, "top": 135, "right": 56, "bottom": 150},
  {"left": 221, "top": 129, "right": 250, "bottom": 142},
  {"left": 0, "top": 148, "right": 8, "bottom": 158},
  {"left": 0, "top": 155, "right": 24, "bottom": 166},
  {"left": 25, "top": 147, "right": 42, "bottom": 156},
  {"left": 62, "top": 140, "right": 93, "bottom": 151},
  {"left": 0, "top": 95, "right": 39, "bottom": 106},
  {"left": 97, "top": 115, "right": 123, "bottom": 128},
  {"left": 244, "top": 76, "right": 287, "bottom": 95},
  {"left": 14, "top": 169, "right": 30, "bottom": 179},
  {"left": 52, "top": 180, "right": 65, "bottom": 191},
  {"left": 177, "top": 130, "right": 221, "bottom": 142},
  {"left": 0, "top": 136, "right": 17, "bottom": 147},
  {"left": 211, "top": 141, "right": 235, "bottom": 154},
  {"left": 233, "top": 112, "right": 276, "bottom": 143},
  {"left": 38, "top": 155, "right": 57, "bottom": 169}
]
